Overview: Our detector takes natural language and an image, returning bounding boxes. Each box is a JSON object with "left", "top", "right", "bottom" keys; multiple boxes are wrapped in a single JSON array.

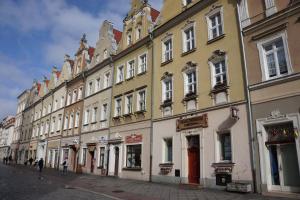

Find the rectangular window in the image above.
[
  {"left": 60, "top": 96, "right": 64, "bottom": 108},
  {"left": 64, "top": 116, "right": 68, "bottom": 130},
  {"left": 125, "top": 94, "right": 133, "bottom": 114},
  {"left": 48, "top": 104, "right": 52, "bottom": 114},
  {"left": 96, "top": 78, "right": 101, "bottom": 91},
  {"left": 127, "top": 60, "right": 135, "bottom": 79},
  {"left": 186, "top": 71, "right": 196, "bottom": 94},
  {"left": 138, "top": 54, "right": 147, "bottom": 74},
  {"left": 263, "top": 38, "right": 288, "bottom": 79},
  {"left": 126, "top": 144, "right": 141, "bottom": 168},
  {"left": 87, "top": 82, "right": 93, "bottom": 96},
  {"left": 117, "top": 65, "right": 124, "bottom": 83},
  {"left": 101, "top": 104, "right": 107, "bottom": 121},
  {"left": 137, "top": 90, "right": 146, "bottom": 111},
  {"left": 57, "top": 116, "right": 62, "bottom": 132},
  {"left": 184, "top": 27, "right": 195, "bottom": 52},
  {"left": 163, "top": 39, "right": 172, "bottom": 62},
  {"left": 104, "top": 73, "right": 110, "bottom": 88},
  {"left": 69, "top": 114, "right": 74, "bottom": 129},
  {"left": 72, "top": 90, "right": 77, "bottom": 103},
  {"left": 163, "top": 138, "right": 173, "bottom": 163},
  {"left": 127, "top": 33, "right": 132, "bottom": 45},
  {"left": 54, "top": 100, "right": 58, "bottom": 111},
  {"left": 115, "top": 98, "right": 122, "bottom": 117},
  {"left": 78, "top": 87, "right": 83, "bottom": 100},
  {"left": 208, "top": 12, "right": 223, "bottom": 40},
  {"left": 84, "top": 109, "right": 90, "bottom": 125},
  {"left": 92, "top": 107, "right": 97, "bottom": 123},
  {"left": 82, "top": 148, "right": 87, "bottom": 166},
  {"left": 163, "top": 79, "right": 172, "bottom": 101},
  {"left": 67, "top": 93, "right": 71, "bottom": 105},
  {"left": 99, "top": 147, "right": 105, "bottom": 168},
  {"left": 74, "top": 112, "right": 79, "bottom": 128},
  {"left": 214, "top": 60, "right": 227, "bottom": 86},
  {"left": 51, "top": 117, "right": 55, "bottom": 133},
  {"left": 219, "top": 133, "right": 232, "bottom": 161}
]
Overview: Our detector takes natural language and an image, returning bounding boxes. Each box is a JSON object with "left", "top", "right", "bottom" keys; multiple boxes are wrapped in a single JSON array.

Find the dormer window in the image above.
[
  {"left": 127, "top": 32, "right": 132, "bottom": 45},
  {"left": 136, "top": 26, "right": 142, "bottom": 40},
  {"left": 103, "top": 49, "right": 108, "bottom": 59}
]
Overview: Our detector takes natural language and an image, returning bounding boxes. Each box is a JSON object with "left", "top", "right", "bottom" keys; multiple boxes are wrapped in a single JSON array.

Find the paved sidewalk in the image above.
[{"left": 1, "top": 163, "right": 294, "bottom": 200}]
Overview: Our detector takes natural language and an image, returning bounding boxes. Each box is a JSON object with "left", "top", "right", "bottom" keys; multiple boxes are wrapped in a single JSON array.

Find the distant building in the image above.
[{"left": 0, "top": 116, "right": 15, "bottom": 160}]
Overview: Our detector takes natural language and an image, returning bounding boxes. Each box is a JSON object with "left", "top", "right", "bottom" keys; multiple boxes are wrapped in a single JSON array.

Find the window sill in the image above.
[
  {"left": 160, "top": 100, "right": 173, "bottom": 108},
  {"left": 135, "top": 110, "right": 146, "bottom": 115},
  {"left": 126, "top": 77, "right": 134, "bottom": 81},
  {"left": 123, "top": 113, "right": 133, "bottom": 117},
  {"left": 182, "top": 93, "right": 198, "bottom": 102},
  {"left": 100, "top": 119, "right": 107, "bottom": 122},
  {"left": 97, "top": 166, "right": 104, "bottom": 169},
  {"left": 112, "top": 116, "right": 121, "bottom": 120},
  {"left": 210, "top": 83, "right": 229, "bottom": 95},
  {"left": 181, "top": 48, "right": 196, "bottom": 57},
  {"left": 91, "top": 121, "right": 97, "bottom": 124},
  {"left": 83, "top": 124, "right": 89, "bottom": 126},
  {"left": 115, "top": 81, "right": 123, "bottom": 85},
  {"left": 207, "top": 34, "right": 225, "bottom": 45},
  {"left": 137, "top": 71, "right": 147, "bottom": 76},
  {"left": 122, "top": 167, "right": 142, "bottom": 171},
  {"left": 161, "top": 59, "right": 173, "bottom": 67}
]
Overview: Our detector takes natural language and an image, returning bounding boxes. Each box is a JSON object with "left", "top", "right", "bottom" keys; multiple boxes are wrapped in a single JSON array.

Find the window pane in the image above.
[
  {"left": 277, "top": 48, "right": 287, "bottom": 74},
  {"left": 266, "top": 53, "right": 276, "bottom": 77}
]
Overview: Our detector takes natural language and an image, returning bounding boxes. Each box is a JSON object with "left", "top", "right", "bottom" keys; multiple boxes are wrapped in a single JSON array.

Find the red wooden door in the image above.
[{"left": 188, "top": 147, "right": 200, "bottom": 184}]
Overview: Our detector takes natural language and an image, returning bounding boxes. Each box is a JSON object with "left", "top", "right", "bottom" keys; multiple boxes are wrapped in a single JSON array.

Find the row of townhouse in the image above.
[{"left": 10, "top": 0, "right": 300, "bottom": 195}]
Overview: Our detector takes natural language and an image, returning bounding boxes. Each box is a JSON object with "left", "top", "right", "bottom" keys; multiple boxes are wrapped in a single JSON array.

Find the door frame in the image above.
[{"left": 256, "top": 112, "right": 300, "bottom": 192}]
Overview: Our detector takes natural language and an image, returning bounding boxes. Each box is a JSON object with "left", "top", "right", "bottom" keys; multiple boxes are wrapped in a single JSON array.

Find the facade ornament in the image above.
[
  {"left": 161, "top": 72, "right": 173, "bottom": 80},
  {"left": 208, "top": 50, "right": 226, "bottom": 62},
  {"left": 181, "top": 61, "right": 197, "bottom": 72},
  {"left": 268, "top": 109, "right": 286, "bottom": 119}
]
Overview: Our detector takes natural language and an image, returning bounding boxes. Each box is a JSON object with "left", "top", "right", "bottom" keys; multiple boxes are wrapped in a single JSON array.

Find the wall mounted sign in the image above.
[
  {"left": 125, "top": 134, "right": 142, "bottom": 144},
  {"left": 176, "top": 114, "right": 208, "bottom": 131}
]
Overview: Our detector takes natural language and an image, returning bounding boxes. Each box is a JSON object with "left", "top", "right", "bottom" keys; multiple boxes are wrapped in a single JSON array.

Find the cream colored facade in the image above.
[{"left": 151, "top": 0, "right": 253, "bottom": 189}]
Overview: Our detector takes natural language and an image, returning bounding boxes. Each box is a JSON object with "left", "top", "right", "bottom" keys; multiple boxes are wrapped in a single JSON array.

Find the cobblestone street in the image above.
[{"left": 0, "top": 163, "right": 294, "bottom": 200}]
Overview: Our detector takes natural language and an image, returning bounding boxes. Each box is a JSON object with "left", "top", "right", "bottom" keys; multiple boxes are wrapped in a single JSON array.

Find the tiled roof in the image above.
[
  {"left": 113, "top": 29, "right": 122, "bottom": 44},
  {"left": 150, "top": 7, "right": 160, "bottom": 22}
]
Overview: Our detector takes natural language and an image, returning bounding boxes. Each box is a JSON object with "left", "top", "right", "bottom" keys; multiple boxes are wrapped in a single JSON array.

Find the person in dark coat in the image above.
[
  {"left": 38, "top": 158, "right": 44, "bottom": 173},
  {"left": 29, "top": 157, "right": 34, "bottom": 166}
]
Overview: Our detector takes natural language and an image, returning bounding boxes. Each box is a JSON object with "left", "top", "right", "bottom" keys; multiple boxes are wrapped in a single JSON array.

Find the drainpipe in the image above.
[
  {"left": 236, "top": 3, "right": 258, "bottom": 193},
  {"left": 149, "top": 31, "right": 154, "bottom": 182}
]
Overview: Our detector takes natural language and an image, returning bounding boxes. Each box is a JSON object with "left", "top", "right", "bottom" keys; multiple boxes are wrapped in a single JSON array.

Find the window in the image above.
[
  {"left": 260, "top": 37, "right": 290, "bottom": 80},
  {"left": 57, "top": 116, "right": 62, "bottom": 131},
  {"left": 104, "top": 73, "right": 110, "bottom": 88},
  {"left": 60, "top": 96, "right": 64, "bottom": 108},
  {"left": 54, "top": 100, "right": 58, "bottom": 111},
  {"left": 184, "top": 70, "right": 196, "bottom": 95},
  {"left": 101, "top": 104, "right": 107, "bottom": 121},
  {"left": 219, "top": 133, "right": 232, "bottom": 161},
  {"left": 264, "top": 0, "right": 276, "bottom": 17},
  {"left": 69, "top": 114, "right": 74, "bottom": 129},
  {"left": 115, "top": 98, "right": 122, "bottom": 117},
  {"left": 45, "top": 121, "right": 49, "bottom": 134},
  {"left": 92, "top": 107, "right": 97, "bottom": 123},
  {"left": 99, "top": 147, "right": 105, "bottom": 168},
  {"left": 183, "top": 26, "right": 195, "bottom": 52},
  {"left": 48, "top": 104, "right": 52, "bottom": 114},
  {"left": 96, "top": 78, "right": 101, "bottom": 92},
  {"left": 67, "top": 93, "right": 71, "bottom": 105},
  {"left": 138, "top": 54, "right": 147, "bottom": 74},
  {"left": 126, "top": 144, "right": 141, "bottom": 168},
  {"left": 51, "top": 118, "right": 55, "bottom": 133},
  {"left": 127, "top": 60, "right": 135, "bottom": 79},
  {"left": 125, "top": 94, "right": 133, "bottom": 114},
  {"left": 72, "top": 90, "right": 77, "bottom": 103},
  {"left": 163, "top": 138, "right": 173, "bottom": 163},
  {"left": 163, "top": 39, "right": 172, "bottom": 62},
  {"left": 82, "top": 148, "right": 87, "bottom": 166},
  {"left": 162, "top": 79, "right": 172, "bottom": 101},
  {"left": 137, "top": 90, "right": 146, "bottom": 111},
  {"left": 64, "top": 116, "right": 68, "bottom": 130},
  {"left": 127, "top": 32, "right": 132, "bottom": 45},
  {"left": 212, "top": 60, "right": 227, "bottom": 86},
  {"left": 40, "top": 123, "right": 44, "bottom": 135},
  {"left": 136, "top": 26, "right": 142, "bottom": 40},
  {"left": 208, "top": 11, "right": 223, "bottom": 40},
  {"left": 74, "top": 112, "right": 79, "bottom": 128},
  {"left": 87, "top": 82, "right": 93, "bottom": 96},
  {"left": 103, "top": 49, "right": 108, "bottom": 59},
  {"left": 117, "top": 65, "right": 124, "bottom": 83},
  {"left": 84, "top": 109, "right": 90, "bottom": 125},
  {"left": 43, "top": 106, "right": 46, "bottom": 116},
  {"left": 78, "top": 87, "right": 83, "bottom": 100},
  {"left": 238, "top": 0, "right": 250, "bottom": 27}
]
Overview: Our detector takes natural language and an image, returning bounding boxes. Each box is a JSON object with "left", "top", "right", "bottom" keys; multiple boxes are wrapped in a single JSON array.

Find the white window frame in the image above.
[
  {"left": 78, "top": 87, "right": 83, "bottom": 100},
  {"left": 183, "top": 69, "right": 197, "bottom": 95},
  {"left": 127, "top": 60, "right": 135, "bottom": 79},
  {"left": 182, "top": 23, "right": 196, "bottom": 53},
  {"left": 136, "top": 26, "right": 142, "bottom": 40},
  {"left": 69, "top": 113, "right": 74, "bottom": 129},
  {"left": 162, "top": 77, "right": 173, "bottom": 102},
  {"left": 96, "top": 78, "right": 101, "bottom": 92},
  {"left": 51, "top": 118, "right": 55, "bottom": 133},
  {"left": 125, "top": 94, "right": 133, "bottom": 114},
  {"left": 205, "top": 7, "right": 224, "bottom": 40},
  {"left": 114, "top": 98, "right": 122, "bottom": 117},
  {"left": 74, "top": 112, "right": 79, "bottom": 128},
  {"left": 84, "top": 109, "right": 90, "bottom": 125},
  {"left": 72, "top": 89, "right": 77, "bottom": 104},
  {"left": 264, "top": 0, "right": 277, "bottom": 17},
  {"left": 101, "top": 103, "right": 108, "bottom": 121},
  {"left": 127, "top": 31, "right": 132, "bottom": 45},
  {"left": 210, "top": 59, "right": 228, "bottom": 87},
  {"left": 138, "top": 53, "right": 147, "bottom": 74},
  {"left": 92, "top": 107, "right": 97, "bottom": 123},
  {"left": 60, "top": 96, "right": 64, "bottom": 108},
  {"left": 257, "top": 32, "right": 292, "bottom": 81},
  {"left": 163, "top": 138, "right": 173, "bottom": 163},
  {"left": 137, "top": 89, "right": 146, "bottom": 111},
  {"left": 67, "top": 93, "right": 71, "bottom": 105},
  {"left": 238, "top": 0, "right": 251, "bottom": 27},
  {"left": 104, "top": 72, "right": 110, "bottom": 88},
  {"left": 116, "top": 65, "right": 124, "bottom": 83},
  {"left": 87, "top": 81, "right": 93, "bottom": 96},
  {"left": 64, "top": 116, "right": 68, "bottom": 130},
  {"left": 162, "top": 37, "right": 173, "bottom": 63},
  {"left": 48, "top": 104, "right": 52, "bottom": 114},
  {"left": 57, "top": 115, "right": 62, "bottom": 132},
  {"left": 54, "top": 100, "right": 58, "bottom": 111},
  {"left": 182, "top": 0, "right": 192, "bottom": 6}
]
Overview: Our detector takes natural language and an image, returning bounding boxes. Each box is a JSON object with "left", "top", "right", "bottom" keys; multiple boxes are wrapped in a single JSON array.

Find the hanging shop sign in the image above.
[
  {"left": 176, "top": 114, "right": 208, "bottom": 131},
  {"left": 125, "top": 134, "right": 143, "bottom": 144},
  {"left": 265, "top": 123, "right": 298, "bottom": 145}
]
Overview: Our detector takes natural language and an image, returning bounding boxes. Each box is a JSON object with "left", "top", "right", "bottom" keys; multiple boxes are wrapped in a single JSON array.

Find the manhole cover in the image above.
[{"left": 112, "top": 190, "right": 124, "bottom": 193}]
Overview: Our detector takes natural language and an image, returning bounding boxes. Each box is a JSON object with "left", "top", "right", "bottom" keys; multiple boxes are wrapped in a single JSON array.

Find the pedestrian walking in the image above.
[
  {"left": 62, "top": 159, "right": 68, "bottom": 175},
  {"left": 38, "top": 158, "right": 44, "bottom": 179},
  {"left": 8, "top": 156, "right": 12, "bottom": 165},
  {"left": 29, "top": 157, "right": 33, "bottom": 166},
  {"left": 5, "top": 157, "right": 8, "bottom": 165}
]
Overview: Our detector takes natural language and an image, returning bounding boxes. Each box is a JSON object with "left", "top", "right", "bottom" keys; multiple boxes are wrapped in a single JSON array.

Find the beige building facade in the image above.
[
  {"left": 239, "top": 0, "right": 300, "bottom": 194},
  {"left": 151, "top": 0, "right": 253, "bottom": 189}
]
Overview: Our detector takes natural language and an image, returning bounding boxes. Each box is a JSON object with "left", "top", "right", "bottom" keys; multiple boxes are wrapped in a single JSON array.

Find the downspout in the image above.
[
  {"left": 149, "top": 32, "right": 154, "bottom": 182},
  {"left": 236, "top": 2, "right": 257, "bottom": 193}
]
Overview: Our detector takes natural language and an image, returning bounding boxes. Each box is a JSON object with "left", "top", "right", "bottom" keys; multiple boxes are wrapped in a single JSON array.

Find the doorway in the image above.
[
  {"left": 114, "top": 147, "right": 119, "bottom": 176},
  {"left": 187, "top": 135, "right": 200, "bottom": 184},
  {"left": 90, "top": 151, "right": 95, "bottom": 173}
]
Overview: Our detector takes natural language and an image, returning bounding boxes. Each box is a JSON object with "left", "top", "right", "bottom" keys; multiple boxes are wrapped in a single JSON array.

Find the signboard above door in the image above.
[{"left": 176, "top": 113, "right": 208, "bottom": 131}]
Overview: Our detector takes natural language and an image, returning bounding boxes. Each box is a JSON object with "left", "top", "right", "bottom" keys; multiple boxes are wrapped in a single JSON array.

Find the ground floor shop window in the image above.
[
  {"left": 219, "top": 132, "right": 232, "bottom": 161},
  {"left": 126, "top": 144, "right": 141, "bottom": 168},
  {"left": 99, "top": 147, "right": 105, "bottom": 168}
]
